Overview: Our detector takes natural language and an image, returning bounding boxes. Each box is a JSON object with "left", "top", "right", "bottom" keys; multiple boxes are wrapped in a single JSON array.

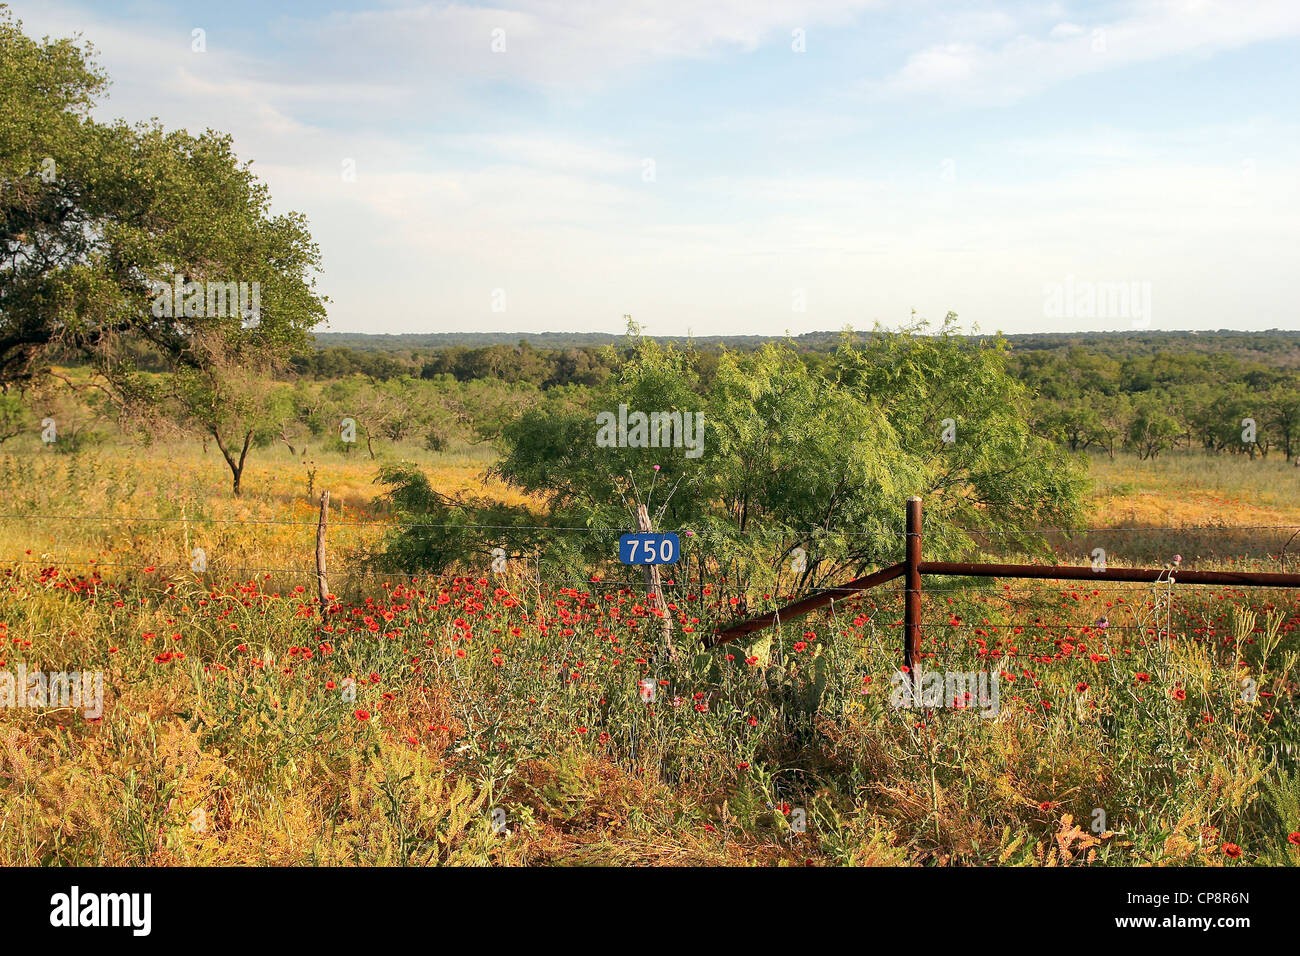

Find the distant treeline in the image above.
[
  {"left": 311, "top": 327, "right": 1300, "bottom": 360},
  {"left": 75, "top": 328, "right": 1300, "bottom": 386},
  {"left": 293, "top": 330, "right": 1300, "bottom": 382},
  {"left": 310, "top": 329, "right": 844, "bottom": 352},
  {"left": 1014, "top": 346, "right": 1300, "bottom": 460},
  {"left": 288, "top": 330, "right": 1300, "bottom": 462},
  {"left": 35, "top": 329, "right": 1300, "bottom": 463},
  {"left": 291, "top": 342, "right": 621, "bottom": 387}
]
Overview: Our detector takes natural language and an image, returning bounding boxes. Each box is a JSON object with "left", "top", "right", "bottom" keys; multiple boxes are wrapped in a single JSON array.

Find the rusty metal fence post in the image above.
[
  {"left": 710, "top": 494, "right": 1300, "bottom": 663},
  {"left": 904, "top": 496, "right": 922, "bottom": 672}
]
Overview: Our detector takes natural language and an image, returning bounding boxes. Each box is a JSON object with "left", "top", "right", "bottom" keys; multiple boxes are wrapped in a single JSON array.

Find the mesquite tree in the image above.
[{"left": 378, "top": 318, "right": 1088, "bottom": 601}]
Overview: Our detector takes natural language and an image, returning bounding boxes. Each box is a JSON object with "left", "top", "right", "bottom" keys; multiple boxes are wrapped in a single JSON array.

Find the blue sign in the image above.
[{"left": 619, "top": 532, "right": 680, "bottom": 565}]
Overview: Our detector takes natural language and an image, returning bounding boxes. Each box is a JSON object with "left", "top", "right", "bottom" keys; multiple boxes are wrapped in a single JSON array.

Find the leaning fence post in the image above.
[
  {"left": 316, "top": 490, "right": 330, "bottom": 616},
  {"left": 635, "top": 503, "right": 676, "bottom": 659},
  {"left": 904, "top": 496, "right": 922, "bottom": 672}
]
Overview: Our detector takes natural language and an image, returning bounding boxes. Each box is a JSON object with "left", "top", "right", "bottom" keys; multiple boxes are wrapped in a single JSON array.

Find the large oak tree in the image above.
[{"left": 1, "top": 7, "right": 325, "bottom": 492}]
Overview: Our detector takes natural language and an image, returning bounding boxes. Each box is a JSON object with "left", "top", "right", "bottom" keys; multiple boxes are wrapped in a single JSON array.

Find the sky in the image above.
[{"left": 7, "top": 0, "right": 1300, "bottom": 337}]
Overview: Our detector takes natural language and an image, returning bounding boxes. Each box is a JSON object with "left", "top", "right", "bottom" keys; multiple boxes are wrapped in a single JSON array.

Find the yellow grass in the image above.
[
  {"left": 1, "top": 441, "right": 1296, "bottom": 866},
  {"left": 1088, "top": 451, "right": 1300, "bottom": 528}
]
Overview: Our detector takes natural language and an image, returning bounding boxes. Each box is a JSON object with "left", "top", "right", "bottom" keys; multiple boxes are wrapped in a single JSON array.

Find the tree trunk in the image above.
[{"left": 214, "top": 429, "right": 253, "bottom": 496}]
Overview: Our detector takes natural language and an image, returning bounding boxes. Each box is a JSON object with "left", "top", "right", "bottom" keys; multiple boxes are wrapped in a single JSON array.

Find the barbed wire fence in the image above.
[{"left": 5, "top": 501, "right": 1300, "bottom": 642}]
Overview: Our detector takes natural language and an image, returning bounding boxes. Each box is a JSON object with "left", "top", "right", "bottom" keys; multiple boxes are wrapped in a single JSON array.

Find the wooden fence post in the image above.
[
  {"left": 904, "top": 496, "right": 922, "bottom": 672},
  {"left": 636, "top": 503, "right": 676, "bottom": 659},
  {"left": 316, "top": 490, "right": 330, "bottom": 616}
]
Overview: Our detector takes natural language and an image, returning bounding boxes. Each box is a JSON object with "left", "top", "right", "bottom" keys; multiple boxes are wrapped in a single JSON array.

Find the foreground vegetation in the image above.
[{"left": 1, "top": 442, "right": 1297, "bottom": 866}]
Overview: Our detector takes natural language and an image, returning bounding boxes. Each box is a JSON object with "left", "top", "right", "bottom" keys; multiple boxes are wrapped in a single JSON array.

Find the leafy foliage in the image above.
[{"left": 376, "top": 318, "right": 1087, "bottom": 596}]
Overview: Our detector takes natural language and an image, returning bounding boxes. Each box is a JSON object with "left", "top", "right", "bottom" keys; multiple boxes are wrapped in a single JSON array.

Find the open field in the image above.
[
  {"left": 1091, "top": 453, "right": 1300, "bottom": 525},
  {"left": 1062, "top": 453, "right": 1300, "bottom": 566},
  {"left": 1, "top": 442, "right": 1297, "bottom": 866}
]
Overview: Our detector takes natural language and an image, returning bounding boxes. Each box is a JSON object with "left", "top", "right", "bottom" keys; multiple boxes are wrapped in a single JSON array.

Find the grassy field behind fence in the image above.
[{"left": 1, "top": 441, "right": 1297, "bottom": 865}]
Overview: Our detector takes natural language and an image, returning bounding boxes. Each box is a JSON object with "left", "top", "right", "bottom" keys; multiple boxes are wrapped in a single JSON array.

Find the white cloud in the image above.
[
  {"left": 875, "top": 0, "right": 1300, "bottom": 105},
  {"left": 306, "top": 0, "right": 878, "bottom": 85}
]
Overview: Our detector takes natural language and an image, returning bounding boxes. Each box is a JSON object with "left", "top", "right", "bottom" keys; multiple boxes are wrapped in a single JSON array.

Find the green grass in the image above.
[{"left": 0, "top": 442, "right": 1296, "bottom": 866}]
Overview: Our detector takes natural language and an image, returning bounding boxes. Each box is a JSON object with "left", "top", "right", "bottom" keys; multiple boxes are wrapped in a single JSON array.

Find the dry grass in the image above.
[{"left": 0, "top": 440, "right": 1297, "bottom": 866}]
